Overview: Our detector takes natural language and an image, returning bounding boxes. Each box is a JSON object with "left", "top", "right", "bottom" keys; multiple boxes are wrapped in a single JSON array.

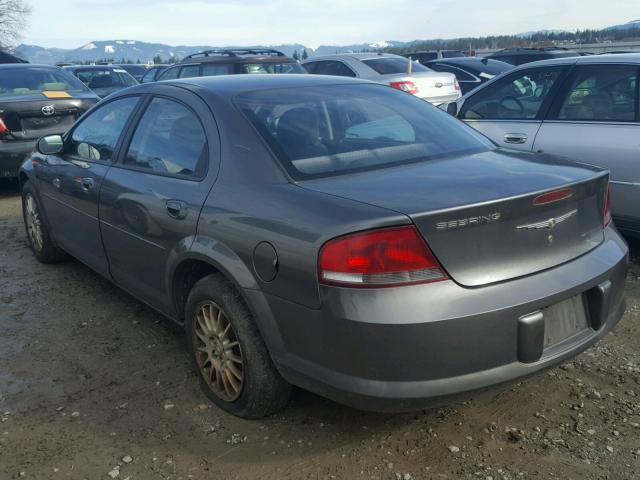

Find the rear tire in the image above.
[
  {"left": 185, "top": 274, "right": 291, "bottom": 418},
  {"left": 21, "top": 180, "right": 68, "bottom": 264}
]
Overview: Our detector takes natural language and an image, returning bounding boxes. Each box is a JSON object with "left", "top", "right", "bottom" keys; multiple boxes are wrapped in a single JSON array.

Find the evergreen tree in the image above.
[
  {"left": 292, "top": 50, "right": 299, "bottom": 61},
  {"left": 302, "top": 48, "right": 308, "bottom": 60}
]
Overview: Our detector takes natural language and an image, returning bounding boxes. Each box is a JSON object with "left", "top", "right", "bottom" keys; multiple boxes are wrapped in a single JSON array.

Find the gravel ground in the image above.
[{"left": 1, "top": 178, "right": 639, "bottom": 480}]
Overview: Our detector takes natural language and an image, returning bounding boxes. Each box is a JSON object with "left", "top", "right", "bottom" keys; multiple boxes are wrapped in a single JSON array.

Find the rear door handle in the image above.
[
  {"left": 166, "top": 200, "right": 188, "bottom": 219},
  {"left": 504, "top": 133, "right": 528, "bottom": 144}
]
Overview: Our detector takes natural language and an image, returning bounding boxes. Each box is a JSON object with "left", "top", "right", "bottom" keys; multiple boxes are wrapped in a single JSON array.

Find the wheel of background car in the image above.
[
  {"left": 498, "top": 96, "right": 525, "bottom": 118},
  {"left": 185, "top": 273, "right": 291, "bottom": 418},
  {"left": 21, "top": 181, "right": 68, "bottom": 264}
]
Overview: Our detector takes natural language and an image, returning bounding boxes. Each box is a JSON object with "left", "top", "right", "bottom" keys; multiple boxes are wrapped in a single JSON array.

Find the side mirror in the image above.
[
  {"left": 446, "top": 102, "right": 459, "bottom": 116},
  {"left": 36, "top": 135, "right": 64, "bottom": 155}
]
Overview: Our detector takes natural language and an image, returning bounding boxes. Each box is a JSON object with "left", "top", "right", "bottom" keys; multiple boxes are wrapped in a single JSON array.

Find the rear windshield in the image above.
[
  {"left": 362, "top": 57, "right": 431, "bottom": 75},
  {"left": 74, "top": 68, "right": 138, "bottom": 88},
  {"left": 240, "top": 62, "right": 305, "bottom": 74},
  {"left": 235, "top": 83, "right": 491, "bottom": 179},
  {"left": 0, "top": 67, "right": 90, "bottom": 97}
]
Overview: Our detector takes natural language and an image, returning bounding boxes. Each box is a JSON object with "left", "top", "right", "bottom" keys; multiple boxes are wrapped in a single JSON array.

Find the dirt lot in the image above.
[{"left": 1, "top": 178, "right": 639, "bottom": 480}]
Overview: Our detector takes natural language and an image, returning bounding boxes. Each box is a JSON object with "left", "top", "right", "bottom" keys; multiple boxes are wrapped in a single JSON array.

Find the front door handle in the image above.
[
  {"left": 504, "top": 133, "right": 528, "bottom": 144},
  {"left": 81, "top": 177, "right": 94, "bottom": 191},
  {"left": 166, "top": 200, "right": 188, "bottom": 219}
]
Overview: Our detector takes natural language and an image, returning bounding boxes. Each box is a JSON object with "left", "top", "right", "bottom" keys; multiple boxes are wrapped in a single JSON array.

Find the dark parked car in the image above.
[
  {"left": 422, "top": 57, "right": 514, "bottom": 94},
  {"left": 0, "top": 64, "right": 99, "bottom": 178},
  {"left": 65, "top": 65, "right": 138, "bottom": 98},
  {"left": 141, "top": 65, "right": 169, "bottom": 83},
  {"left": 116, "top": 64, "right": 149, "bottom": 82},
  {"left": 19, "top": 75, "right": 627, "bottom": 418},
  {"left": 401, "top": 50, "right": 466, "bottom": 63},
  {"left": 0, "top": 50, "right": 28, "bottom": 64},
  {"left": 485, "top": 47, "right": 580, "bottom": 66},
  {"left": 156, "top": 49, "right": 305, "bottom": 81}
]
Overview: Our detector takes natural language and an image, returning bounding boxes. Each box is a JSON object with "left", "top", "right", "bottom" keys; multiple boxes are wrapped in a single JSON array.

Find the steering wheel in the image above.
[{"left": 498, "top": 96, "right": 525, "bottom": 118}]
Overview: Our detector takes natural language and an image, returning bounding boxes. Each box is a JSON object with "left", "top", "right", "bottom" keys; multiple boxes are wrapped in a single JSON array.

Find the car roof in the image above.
[
  {"left": 160, "top": 73, "right": 372, "bottom": 94},
  {"left": 67, "top": 65, "right": 127, "bottom": 71},
  {"left": 0, "top": 63, "right": 60, "bottom": 69},
  {"left": 509, "top": 53, "right": 640, "bottom": 70},
  {"left": 425, "top": 57, "right": 511, "bottom": 67}
]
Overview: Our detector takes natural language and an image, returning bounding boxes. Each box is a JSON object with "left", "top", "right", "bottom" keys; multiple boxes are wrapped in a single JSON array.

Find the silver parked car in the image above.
[
  {"left": 444, "top": 54, "right": 640, "bottom": 236},
  {"left": 303, "top": 53, "right": 461, "bottom": 105}
]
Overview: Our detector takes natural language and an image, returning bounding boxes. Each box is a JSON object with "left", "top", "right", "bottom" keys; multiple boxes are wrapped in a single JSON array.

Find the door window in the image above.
[
  {"left": 123, "top": 97, "right": 208, "bottom": 178},
  {"left": 461, "top": 67, "right": 563, "bottom": 120},
  {"left": 313, "top": 61, "right": 357, "bottom": 77},
  {"left": 429, "top": 63, "right": 475, "bottom": 81},
  {"left": 158, "top": 66, "right": 179, "bottom": 81},
  {"left": 67, "top": 97, "right": 139, "bottom": 162},
  {"left": 201, "top": 63, "right": 235, "bottom": 76},
  {"left": 179, "top": 65, "right": 200, "bottom": 79},
  {"left": 554, "top": 65, "right": 638, "bottom": 122}
]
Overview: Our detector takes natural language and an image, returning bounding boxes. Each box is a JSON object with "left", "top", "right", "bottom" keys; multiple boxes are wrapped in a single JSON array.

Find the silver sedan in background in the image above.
[
  {"left": 303, "top": 53, "right": 461, "bottom": 105},
  {"left": 443, "top": 54, "right": 640, "bottom": 236}
]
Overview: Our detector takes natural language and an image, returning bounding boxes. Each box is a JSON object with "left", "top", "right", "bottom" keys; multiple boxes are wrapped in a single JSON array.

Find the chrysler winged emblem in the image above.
[{"left": 516, "top": 209, "right": 578, "bottom": 231}]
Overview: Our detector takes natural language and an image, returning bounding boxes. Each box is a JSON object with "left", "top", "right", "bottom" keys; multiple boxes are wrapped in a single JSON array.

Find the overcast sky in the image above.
[{"left": 21, "top": 0, "right": 640, "bottom": 48}]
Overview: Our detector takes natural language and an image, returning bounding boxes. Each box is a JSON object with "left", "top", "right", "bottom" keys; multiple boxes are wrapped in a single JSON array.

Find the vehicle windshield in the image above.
[
  {"left": 240, "top": 62, "right": 305, "bottom": 74},
  {"left": 361, "top": 57, "right": 431, "bottom": 75},
  {"left": 235, "top": 83, "right": 491, "bottom": 179},
  {"left": 74, "top": 68, "right": 138, "bottom": 88},
  {"left": 0, "top": 66, "right": 90, "bottom": 97}
]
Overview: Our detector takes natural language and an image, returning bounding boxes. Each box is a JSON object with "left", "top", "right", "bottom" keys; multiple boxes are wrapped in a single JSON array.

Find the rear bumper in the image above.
[
  {"left": 0, "top": 140, "right": 36, "bottom": 178},
  {"left": 256, "top": 227, "right": 628, "bottom": 411}
]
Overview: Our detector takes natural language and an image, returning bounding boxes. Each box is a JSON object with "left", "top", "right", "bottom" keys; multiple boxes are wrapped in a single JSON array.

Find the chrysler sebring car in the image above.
[{"left": 20, "top": 75, "right": 627, "bottom": 418}]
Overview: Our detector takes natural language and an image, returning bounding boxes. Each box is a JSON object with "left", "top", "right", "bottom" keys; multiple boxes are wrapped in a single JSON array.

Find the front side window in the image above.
[
  {"left": 123, "top": 97, "right": 207, "bottom": 178},
  {"left": 68, "top": 97, "right": 139, "bottom": 162},
  {"left": 361, "top": 57, "right": 431, "bottom": 75},
  {"left": 239, "top": 62, "right": 305, "bottom": 74},
  {"left": 555, "top": 65, "right": 638, "bottom": 122},
  {"left": 0, "top": 67, "right": 90, "bottom": 97},
  {"left": 201, "top": 63, "right": 235, "bottom": 76},
  {"left": 235, "top": 84, "right": 491, "bottom": 179},
  {"left": 461, "top": 67, "right": 563, "bottom": 120},
  {"left": 179, "top": 65, "right": 200, "bottom": 79}
]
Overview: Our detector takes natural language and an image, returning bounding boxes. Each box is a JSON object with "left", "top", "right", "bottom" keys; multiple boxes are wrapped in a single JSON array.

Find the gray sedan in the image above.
[
  {"left": 444, "top": 53, "right": 640, "bottom": 236},
  {"left": 20, "top": 75, "right": 627, "bottom": 418},
  {"left": 303, "top": 53, "right": 461, "bottom": 105}
]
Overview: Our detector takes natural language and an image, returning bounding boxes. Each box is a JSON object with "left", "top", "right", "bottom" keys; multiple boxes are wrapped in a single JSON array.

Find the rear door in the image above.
[
  {"left": 459, "top": 66, "right": 568, "bottom": 150},
  {"left": 35, "top": 96, "right": 141, "bottom": 276},
  {"left": 534, "top": 63, "right": 640, "bottom": 230},
  {"left": 99, "top": 84, "right": 220, "bottom": 312}
]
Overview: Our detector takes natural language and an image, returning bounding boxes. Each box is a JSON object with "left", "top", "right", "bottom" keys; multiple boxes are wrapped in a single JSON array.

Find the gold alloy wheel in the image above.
[
  {"left": 193, "top": 301, "right": 244, "bottom": 401},
  {"left": 25, "top": 193, "right": 44, "bottom": 252}
]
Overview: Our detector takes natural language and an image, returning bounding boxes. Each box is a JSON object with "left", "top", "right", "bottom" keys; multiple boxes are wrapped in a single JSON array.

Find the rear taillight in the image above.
[
  {"left": 318, "top": 225, "right": 448, "bottom": 287},
  {"left": 0, "top": 116, "right": 9, "bottom": 135},
  {"left": 389, "top": 81, "right": 419, "bottom": 95},
  {"left": 454, "top": 79, "right": 461, "bottom": 92},
  {"left": 604, "top": 181, "right": 612, "bottom": 227}
]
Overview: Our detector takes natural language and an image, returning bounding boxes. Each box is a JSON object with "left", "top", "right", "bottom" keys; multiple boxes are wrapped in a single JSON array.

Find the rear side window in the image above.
[
  {"left": 361, "top": 57, "right": 430, "bottom": 75},
  {"left": 68, "top": 97, "right": 139, "bottom": 162},
  {"left": 461, "top": 67, "right": 563, "bottom": 120},
  {"left": 310, "top": 61, "right": 356, "bottom": 77},
  {"left": 201, "top": 63, "right": 235, "bottom": 76},
  {"left": 179, "top": 65, "right": 200, "bottom": 79},
  {"left": 123, "top": 97, "right": 207, "bottom": 178},
  {"left": 554, "top": 65, "right": 638, "bottom": 122},
  {"left": 239, "top": 62, "right": 305, "bottom": 74},
  {"left": 235, "top": 83, "right": 491, "bottom": 179}
]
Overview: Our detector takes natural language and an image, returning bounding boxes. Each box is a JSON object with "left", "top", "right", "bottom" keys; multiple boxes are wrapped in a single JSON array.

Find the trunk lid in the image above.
[
  {"left": 0, "top": 94, "right": 99, "bottom": 140},
  {"left": 301, "top": 149, "right": 608, "bottom": 287},
  {"left": 380, "top": 71, "right": 460, "bottom": 104}
]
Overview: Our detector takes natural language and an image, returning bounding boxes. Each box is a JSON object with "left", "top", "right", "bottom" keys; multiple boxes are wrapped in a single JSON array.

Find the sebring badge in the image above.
[
  {"left": 41, "top": 105, "right": 55, "bottom": 116},
  {"left": 436, "top": 212, "right": 501, "bottom": 231},
  {"left": 516, "top": 209, "right": 578, "bottom": 231}
]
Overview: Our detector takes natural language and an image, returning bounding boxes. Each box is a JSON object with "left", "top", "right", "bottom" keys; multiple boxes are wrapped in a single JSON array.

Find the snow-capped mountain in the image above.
[{"left": 604, "top": 19, "right": 640, "bottom": 31}]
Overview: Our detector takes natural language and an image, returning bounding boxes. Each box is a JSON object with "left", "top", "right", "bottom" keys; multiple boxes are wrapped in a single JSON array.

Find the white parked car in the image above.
[{"left": 302, "top": 53, "right": 461, "bottom": 105}]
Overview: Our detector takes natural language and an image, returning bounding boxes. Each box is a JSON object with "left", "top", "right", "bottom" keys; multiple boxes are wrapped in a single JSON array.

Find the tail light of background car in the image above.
[
  {"left": 0, "top": 116, "right": 10, "bottom": 135},
  {"left": 389, "top": 81, "right": 419, "bottom": 95},
  {"left": 318, "top": 225, "right": 448, "bottom": 287},
  {"left": 604, "top": 180, "right": 612, "bottom": 227}
]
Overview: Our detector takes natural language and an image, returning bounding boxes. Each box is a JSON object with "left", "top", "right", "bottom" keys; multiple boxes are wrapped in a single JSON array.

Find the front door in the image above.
[
  {"left": 35, "top": 96, "right": 140, "bottom": 276},
  {"left": 459, "top": 66, "right": 568, "bottom": 151},
  {"left": 533, "top": 64, "right": 640, "bottom": 231},
  {"left": 99, "top": 86, "right": 219, "bottom": 312}
]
